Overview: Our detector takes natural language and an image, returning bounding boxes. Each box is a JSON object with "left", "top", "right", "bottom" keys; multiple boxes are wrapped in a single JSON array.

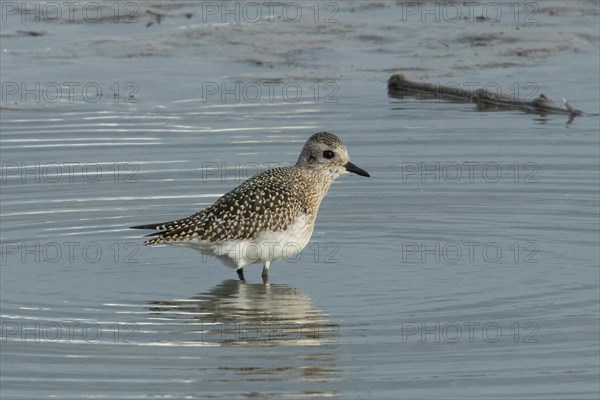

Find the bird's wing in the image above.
[{"left": 141, "top": 168, "right": 311, "bottom": 245}]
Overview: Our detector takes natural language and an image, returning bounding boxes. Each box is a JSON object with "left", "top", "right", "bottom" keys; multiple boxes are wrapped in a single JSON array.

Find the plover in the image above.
[{"left": 131, "top": 132, "right": 370, "bottom": 281}]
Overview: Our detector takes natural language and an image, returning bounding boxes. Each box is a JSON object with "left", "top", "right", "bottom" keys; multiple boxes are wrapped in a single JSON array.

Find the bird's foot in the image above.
[
  {"left": 261, "top": 262, "right": 270, "bottom": 278},
  {"left": 236, "top": 268, "right": 245, "bottom": 282}
]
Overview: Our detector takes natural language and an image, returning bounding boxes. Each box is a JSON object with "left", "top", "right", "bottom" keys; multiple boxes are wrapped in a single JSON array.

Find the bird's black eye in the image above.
[{"left": 322, "top": 150, "right": 335, "bottom": 159}]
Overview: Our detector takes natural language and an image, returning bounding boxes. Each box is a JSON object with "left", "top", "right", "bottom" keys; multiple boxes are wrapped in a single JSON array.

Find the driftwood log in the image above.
[{"left": 388, "top": 73, "right": 584, "bottom": 118}]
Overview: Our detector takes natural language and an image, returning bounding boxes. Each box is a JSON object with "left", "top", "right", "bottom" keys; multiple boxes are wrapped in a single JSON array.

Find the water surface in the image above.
[{"left": 1, "top": 1, "right": 599, "bottom": 399}]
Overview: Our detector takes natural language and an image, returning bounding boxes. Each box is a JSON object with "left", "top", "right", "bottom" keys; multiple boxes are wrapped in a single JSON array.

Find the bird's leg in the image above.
[
  {"left": 236, "top": 268, "right": 245, "bottom": 282},
  {"left": 261, "top": 261, "right": 270, "bottom": 278}
]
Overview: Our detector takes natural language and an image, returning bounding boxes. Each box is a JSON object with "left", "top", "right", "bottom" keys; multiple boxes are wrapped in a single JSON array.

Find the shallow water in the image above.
[{"left": 1, "top": 1, "right": 599, "bottom": 399}]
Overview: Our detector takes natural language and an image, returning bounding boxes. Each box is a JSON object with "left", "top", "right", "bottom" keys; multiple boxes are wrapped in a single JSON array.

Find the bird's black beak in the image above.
[{"left": 345, "top": 161, "right": 370, "bottom": 177}]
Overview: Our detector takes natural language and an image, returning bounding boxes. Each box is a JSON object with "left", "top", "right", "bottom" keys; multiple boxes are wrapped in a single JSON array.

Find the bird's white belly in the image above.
[{"left": 170, "top": 213, "right": 313, "bottom": 269}]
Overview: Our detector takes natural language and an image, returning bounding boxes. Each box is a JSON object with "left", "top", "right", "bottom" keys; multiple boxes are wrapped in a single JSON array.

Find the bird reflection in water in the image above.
[{"left": 147, "top": 280, "right": 338, "bottom": 346}]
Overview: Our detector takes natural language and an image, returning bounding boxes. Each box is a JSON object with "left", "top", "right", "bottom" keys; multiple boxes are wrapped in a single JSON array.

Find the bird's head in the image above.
[{"left": 296, "top": 131, "right": 370, "bottom": 179}]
